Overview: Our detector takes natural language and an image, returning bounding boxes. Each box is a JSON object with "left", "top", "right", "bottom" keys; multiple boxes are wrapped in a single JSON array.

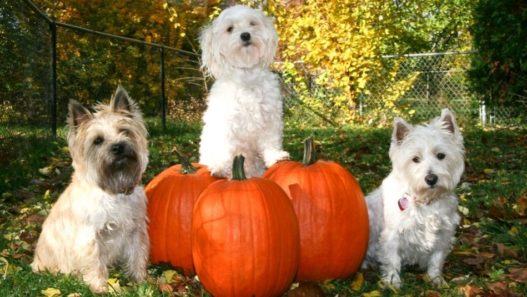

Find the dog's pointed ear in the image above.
[
  {"left": 392, "top": 117, "right": 412, "bottom": 144},
  {"left": 68, "top": 100, "right": 92, "bottom": 131},
  {"left": 439, "top": 108, "right": 459, "bottom": 134},
  {"left": 110, "top": 85, "right": 138, "bottom": 116}
]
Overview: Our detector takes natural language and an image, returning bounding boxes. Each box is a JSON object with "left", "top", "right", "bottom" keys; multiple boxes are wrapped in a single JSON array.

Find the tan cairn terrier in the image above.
[{"left": 31, "top": 86, "right": 149, "bottom": 293}]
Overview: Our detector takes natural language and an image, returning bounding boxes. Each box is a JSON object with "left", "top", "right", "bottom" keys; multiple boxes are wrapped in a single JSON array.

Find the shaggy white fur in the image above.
[
  {"left": 363, "top": 109, "right": 465, "bottom": 288},
  {"left": 198, "top": 5, "right": 289, "bottom": 178}
]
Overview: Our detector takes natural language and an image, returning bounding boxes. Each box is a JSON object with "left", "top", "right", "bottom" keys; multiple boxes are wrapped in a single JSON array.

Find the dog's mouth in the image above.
[
  {"left": 99, "top": 152, "right": 142, "bottom": 195},
  {"left": 242, "top": 40, "right": 252, "bottom": 47}
]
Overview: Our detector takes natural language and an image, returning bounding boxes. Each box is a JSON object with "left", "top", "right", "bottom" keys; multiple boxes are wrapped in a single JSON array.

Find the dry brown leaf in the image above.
[
  {"left": 508, "top": 267, "right": 527, "bottom": 283},
  {"left": 158, "top": 283, "right": 173, "bottom": 293},
  {"left": 516, "top": 196, "right": 527, "bottom": 216},
  {"left": 487, "top": 281, "right": 509, "bottom": 296},
  {"left": 458, "top": 284, "right": 484, "bottom": 297},
  {"left": 496, "top": 243, "right": 519, "bottom": 258},
  {"left": 425, "top": 290, "right": 441, "bottom": 297},
  {"left": 286, "top": 282, "right": 325, "bottom": 297},
  {"left": 463, "top": 257, "right": 485, "bottom": 266}
]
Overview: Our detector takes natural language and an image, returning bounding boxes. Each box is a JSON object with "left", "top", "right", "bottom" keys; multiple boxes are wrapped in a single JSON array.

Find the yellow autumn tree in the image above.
[{"left": 267, "top": 0, "right": 386, "bottom": 123}]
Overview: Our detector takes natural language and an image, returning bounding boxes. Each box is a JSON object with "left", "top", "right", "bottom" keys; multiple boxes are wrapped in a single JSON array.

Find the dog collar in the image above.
[{"left": 398, "top": 193, "right": 411, "bottom": 211}]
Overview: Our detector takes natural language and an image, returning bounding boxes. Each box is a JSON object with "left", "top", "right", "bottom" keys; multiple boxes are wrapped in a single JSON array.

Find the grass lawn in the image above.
[{"left": 1, "top": 119, "right": 526, "bottom": 296}]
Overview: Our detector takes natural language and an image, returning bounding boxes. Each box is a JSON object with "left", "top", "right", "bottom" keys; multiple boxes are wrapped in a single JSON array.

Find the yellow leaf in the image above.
[
  {"left": 508, "top": 226, "right": 519, "bottom": 236},
  {"left": 483, "top": 168, "right": 494, "bottom": 175},
  {"left": 350, "top": 272, "right": 364, "bottom": 291},
  {"left": 41, "top": 288, "right": 61, "bottom": 297},
  {"left": 362, "top": 290, "right": 382, "bottom": 297},
  {"left": 107, "top": 278, "right": 122, "bottom": 293},
  {"left": 162, "top": 269, "right": 178, "bottom": 283}
]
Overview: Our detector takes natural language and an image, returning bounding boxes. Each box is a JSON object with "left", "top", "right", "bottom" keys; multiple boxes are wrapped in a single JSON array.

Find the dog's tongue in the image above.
[{"left": 398, "top": 195, "right": 409, "bottom": 211}]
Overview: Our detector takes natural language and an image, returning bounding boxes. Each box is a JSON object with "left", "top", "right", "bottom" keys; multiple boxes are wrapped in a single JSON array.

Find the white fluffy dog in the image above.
[
  {"left": 198, "top": 5, "right": 289, "bottom": 178},
  {"left": 362, "top": 109, "right": 465, "bottom": 288}
]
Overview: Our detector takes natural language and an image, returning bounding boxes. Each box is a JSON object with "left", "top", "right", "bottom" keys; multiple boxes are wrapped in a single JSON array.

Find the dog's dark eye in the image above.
[
  {"left": 250, "top": 21, "right": 256, "bottom": 26},
  {"left": 437, "top": 153, "right": 446, "bottom": 160},
  {"left": 119, "top": 129, "right": 130, "bottom": 137},
  {"left": 93, "top": 136, "right": 104, "bottom": 145},
  {"left": 412, "top": 156, "right": 420, "bottom": 163},
  {"left": 227, "top": 26, "right": 233, "bottom": 33}
]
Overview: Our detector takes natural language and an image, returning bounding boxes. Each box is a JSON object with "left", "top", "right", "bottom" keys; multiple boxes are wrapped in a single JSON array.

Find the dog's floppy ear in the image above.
[
  {"left": 68, "top": 100, "right": 92, "bottom": 131},
  {"left": 392, "top": 117, "right": 412, "bottom": 145},
  {"left": 439, "top": 108, "right": 459, "bottom": 135},
  {"left": 199, "top": 23, "right": 221, "bottom": 78},
  {"left": 261, "top": 13, "right": 278, "bottom": 67},
  {"left": 110, "top": 85, "right": 139, "bottom": 116}
]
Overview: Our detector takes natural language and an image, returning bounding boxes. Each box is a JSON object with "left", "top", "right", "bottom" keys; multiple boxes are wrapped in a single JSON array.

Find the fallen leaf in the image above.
[
  {"left": 362, "top": 290, "right": 382, "bottom": 297},
  {"left": 463, "top": 257, "right": 484, "bottom": 266},
  {"left": 425, "top": 290, "right": 441, "bottom": 297},
  {"left": 107, "top": 278, "right": 122, "bottom": 293},
  {"left": 515, "top": 196, "right": 527, "bottom": 216},
  {"left": 508, "top": 267, "right": 527, "bottom": 283},
  {"left": 38, "top": 166, "right": 53, "bottom": 176},
  {"left": 158, "top": 283, "right": 173, "bottom": 294},
  {"left": 508, "top": 226, "right": 519, "bottom": 236},
  {"left": 286, "top": 282, "right": 324, "bottom": 297},
  {"left": 483, "top": 168, "right": 495, "bottom": 175},
  {"left": 41, "top": 288, "right": 61, "bottom": 297},
  {"left": 162, "top": 269, "right": 178, "bottom": 283},
  {"left": 450, "top": 275, "right": 470, "bottom": 284},
  {"left": 66, "top": 294, "right": 81, "bottom": 297},
  {"left": 496, "top": 243, "right": 519, "bottom": 258},
  {"left": 458, "top": 284, "right": 484, "bottom": 297},
  {"left": 350, "top": 272, "right": 364, "bottom": 291},
  {"left": 487, "top": 281, "right": 508, "bottom": 295}
]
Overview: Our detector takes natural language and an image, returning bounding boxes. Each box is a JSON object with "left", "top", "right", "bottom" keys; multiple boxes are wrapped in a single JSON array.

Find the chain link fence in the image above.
[
  {"left": 1, "top": 0, "right": 206, "bottom": 139},
  {"left": 1, "top": 0, "right": 522, "bottom": 137},
  {"left": 281, "top": 52, "right": 521, "bottom": 127}
]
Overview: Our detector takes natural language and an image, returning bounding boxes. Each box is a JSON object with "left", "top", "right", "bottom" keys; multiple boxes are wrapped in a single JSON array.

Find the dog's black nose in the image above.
[
  {"left": 111, "top": 142, "right": 126, "bottom": 156},
  {"left": 425, "top": 174, "right": 438, "bottom": 186},
  {"left": 240, "top": 32, "right": 251, "bottom": 42}
]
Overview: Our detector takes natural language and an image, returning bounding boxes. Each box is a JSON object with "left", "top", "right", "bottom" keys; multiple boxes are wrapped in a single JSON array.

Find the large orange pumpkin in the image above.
[
  {"left": 145, "top": 155, "right": 219, "bottom": 275},
  {"left": 192, "top": 155, "right": 300, "bottom": 297},
  {"left": 263, "top": 138, "right": 369, "bottom": 281}
]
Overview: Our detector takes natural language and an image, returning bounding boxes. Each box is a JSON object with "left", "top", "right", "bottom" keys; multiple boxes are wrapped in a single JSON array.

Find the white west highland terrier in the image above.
[
  {"left": 198, "top": 5, "right": 289, "bottom": 178},
  {"left": 363, "top": 108, "right": 465, "bottom": 288}
]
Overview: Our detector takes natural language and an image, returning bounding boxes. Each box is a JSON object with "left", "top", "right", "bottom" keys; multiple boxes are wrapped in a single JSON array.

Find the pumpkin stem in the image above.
[
  {"left": 175, "top": 150, "right": 197, "bottom": 174},
  {"left": 232, "top": 155, "right": 247, "bottom": 180},
  {"left": 302, "top": 137, "right": 317, "bottom": 165}
]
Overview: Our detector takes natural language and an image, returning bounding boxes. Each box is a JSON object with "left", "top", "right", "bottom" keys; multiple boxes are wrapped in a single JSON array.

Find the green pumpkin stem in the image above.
[
  {"left": 302, "top": 137, "right": 317, "bottom": 165},
  {"left": 175, "top": 150, "right": 197, "bottom": 174},
  {"left": 232, "top": 155, "right": 247, "bottom": 180}
]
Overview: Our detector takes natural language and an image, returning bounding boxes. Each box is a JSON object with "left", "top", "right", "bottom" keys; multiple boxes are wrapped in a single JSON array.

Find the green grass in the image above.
[{"left": 1, "top": 120, "right": 526, "bottom": 296}]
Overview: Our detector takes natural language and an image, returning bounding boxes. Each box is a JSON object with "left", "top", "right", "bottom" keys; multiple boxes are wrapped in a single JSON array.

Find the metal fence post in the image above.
[
  {"left": 50, "top": 21, "right": 57, "bottom": 138},
  {"left": 160, "top": 47, "right": 166, "bottom": 130}
]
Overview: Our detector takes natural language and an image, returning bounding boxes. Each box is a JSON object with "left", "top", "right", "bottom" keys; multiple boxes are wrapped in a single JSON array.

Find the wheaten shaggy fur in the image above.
[{"left": 31, "top": 86, "right": 149, "bottom": 293}]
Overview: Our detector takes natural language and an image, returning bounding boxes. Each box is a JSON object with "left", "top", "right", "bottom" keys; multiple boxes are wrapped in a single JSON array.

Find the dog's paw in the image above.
[
  {"left": 89, "top": 282, "right": 108, "bottom": 294},
  {"left": 425, "top": 274, "right": 449, "bottom": 288},
  {"left": 381, "top": 272, "right": 402, "bottom": 289},
  {"left": 263, "top": 150, "right": 290, "bottom": 167}
]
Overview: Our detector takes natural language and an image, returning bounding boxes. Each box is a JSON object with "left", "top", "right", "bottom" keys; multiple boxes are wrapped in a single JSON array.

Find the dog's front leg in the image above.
[
  {"left": 79, "top": 240, "right": 109, "bottom": 293},
  {"left": 426, "top": 249, "right": 448, "bottom": 287},
  {"left": 378, "top": 231, "right": 402, "bottom": 288},
  {"left": 123, "top": 225, "right": 149, "bottom": 282},
  {"left": 259, "top": 133, "right": 289, "bottom": 167}
]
